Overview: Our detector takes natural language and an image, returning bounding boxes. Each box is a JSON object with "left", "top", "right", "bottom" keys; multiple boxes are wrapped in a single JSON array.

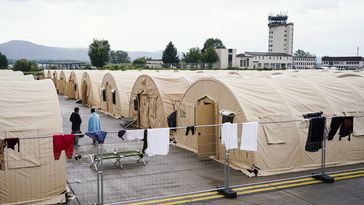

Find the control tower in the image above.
[{"left": 268, "top": 14, "right": 294, "bottom": 55}]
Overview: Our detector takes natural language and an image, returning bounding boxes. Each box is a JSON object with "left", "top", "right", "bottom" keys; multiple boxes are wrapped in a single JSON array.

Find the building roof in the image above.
[
  {"left": 236, "top": 53, "right": 246, "bottom": 57},
  {"left": 322, "top": 56, "right": 364, "bottom": 61},
  {"left": 245, "top": 52, "right": 292, "bottom": 57},
  {"left": 293, "top": 56, "right": 316, "bottom": 59}
]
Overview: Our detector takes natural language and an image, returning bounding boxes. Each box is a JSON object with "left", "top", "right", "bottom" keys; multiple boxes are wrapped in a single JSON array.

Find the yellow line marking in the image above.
[
  {"left": 161, "top": 174, "right": 364, "bottom": 205},
  {"left": 129, "top": 169, "right": 364, "bottom": 205}
]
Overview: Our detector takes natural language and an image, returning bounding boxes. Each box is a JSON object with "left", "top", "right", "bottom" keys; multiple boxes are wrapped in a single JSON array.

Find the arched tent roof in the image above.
[
  {"left": 67, "top": 70, "right": 85, "bottom": 100},
  {"left": 100, "top": 71, "right": 143, "bottom": 118},
  {"left": 129, "top": 73, "right": 204, "bottom": 128},
  {"left": 176, "top": 75, "right": 364, "bottom": 176},
  {"left": 0, "top": 70, "right": 24, "bottom": 76},
  {"left": 0, "top": 79, "right": 66, "bottom": 204},
  {"left": 59, "top": 70, "right": 72, "bottom": 95},
  {"left": 80, "top": 70, "right": 108, "bottom": 107},
  {"left": 0, "top": 74, "right": 34, "bottom": 81}
]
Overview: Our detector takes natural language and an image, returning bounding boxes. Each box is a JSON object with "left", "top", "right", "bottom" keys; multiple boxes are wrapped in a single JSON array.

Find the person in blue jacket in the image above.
[{"left": 87, "top": 108, "right": 101, "bottom": 144}]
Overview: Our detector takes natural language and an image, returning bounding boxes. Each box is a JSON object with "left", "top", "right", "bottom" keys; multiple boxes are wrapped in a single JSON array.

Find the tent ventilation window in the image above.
[
  {"left": 112, "top": 92, "right": 116, "bottom": 105},
  {"left": 102, "top": 90, "right": 106, "bottom": 101},
  {"left": 133, "top": 96, "right": 139, "bottom": 111}
]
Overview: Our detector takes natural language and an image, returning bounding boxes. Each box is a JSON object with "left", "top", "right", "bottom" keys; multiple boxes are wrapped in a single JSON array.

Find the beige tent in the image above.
[
  {"left": 100, "top": 71, "right": 142, "bottom": 118},
  {"left": 80, "top": 70, "right": 108, "bottom": 107},
  {"left": 0, "top": 74, "right": 34, "bottom": 81},
  {"left": 0, "top": 70, "right": 24, "bottom": 76},
  {"left": 58, "top": 70, "right": 71, "bottom": 95},
  {"left": 66, "top": 70, "right": 84, "bottom": 100},
  {"left": 129, "top": 73, "right": 203, "bottom": 128},
  {"left": 175, "top": 74, "right": 364, "bottom": 176},
  {"left": 0, "top": 79, "right": 66, "bottom": 204}
]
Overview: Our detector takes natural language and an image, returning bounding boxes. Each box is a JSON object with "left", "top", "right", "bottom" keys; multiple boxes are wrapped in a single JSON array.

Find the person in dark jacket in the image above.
[{"left": 70, "top": 107, "right": 82, "bottom": 147}]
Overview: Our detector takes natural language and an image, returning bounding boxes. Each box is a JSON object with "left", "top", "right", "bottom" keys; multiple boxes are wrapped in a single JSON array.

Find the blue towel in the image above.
[
  {"left": 88, "top": 113, "right": 101, "bottom": 132},
  {"left": 85, "top": 131, "right": 108, "bottom": 144}
]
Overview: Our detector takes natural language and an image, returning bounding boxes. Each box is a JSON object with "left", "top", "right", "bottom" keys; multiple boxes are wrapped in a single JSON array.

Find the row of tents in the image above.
[
  {"left": 45, "top": 69, "right": 364, "bottom": 176},
  {"left": 1, "top": 70, "right": 66, "bottom": 204}
]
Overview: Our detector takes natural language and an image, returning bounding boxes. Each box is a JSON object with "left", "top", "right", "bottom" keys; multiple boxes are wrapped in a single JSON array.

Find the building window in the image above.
[{"left": 240, "top": 60, "right": 243, "bottom": 67}]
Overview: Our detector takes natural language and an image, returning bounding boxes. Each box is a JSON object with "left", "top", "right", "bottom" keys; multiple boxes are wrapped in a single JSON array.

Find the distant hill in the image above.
[
  {"left": 0, "top": 40, "right": 89, "bottom": 61},
  {"left": 0, "top": 40, "right": 181, "bottom": 62}
]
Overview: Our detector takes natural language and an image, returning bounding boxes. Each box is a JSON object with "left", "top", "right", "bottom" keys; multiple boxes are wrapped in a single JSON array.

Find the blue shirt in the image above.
[{"left": 88, "top": 112, "right": 101, "bottom": 132}]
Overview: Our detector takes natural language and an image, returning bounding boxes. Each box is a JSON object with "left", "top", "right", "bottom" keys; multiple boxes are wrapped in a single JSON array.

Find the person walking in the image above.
[
  {"left": 69, "top": 107, "right": 82, "bottom": 147},
  {"left": 87, "top": 108, "right": 101, "bottom": 144}
]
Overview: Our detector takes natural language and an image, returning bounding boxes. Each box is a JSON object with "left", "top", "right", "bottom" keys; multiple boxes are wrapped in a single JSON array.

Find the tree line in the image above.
[{"left": 88, "top": 38, "right": 226, "bottom": 69}]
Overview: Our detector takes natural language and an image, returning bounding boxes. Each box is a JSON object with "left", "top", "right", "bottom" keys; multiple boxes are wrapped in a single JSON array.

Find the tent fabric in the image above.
[
  {"left": 129, "top": 73, "right": 203, "bottom": 129},
  {"left": 66, "top": 70, "right": 85, "bottom": 100},
  {"left": 58, "top": 70, "right": 71, "bottom": 95},
  {"left": 0, "top": 70, "right": 24, "bottom": 77},
  {"left": 0, "top": 79, "right": 66, "bottom": 204},
  {"left": 175, "top": 73, "right": 364, "bottom": 176},
  {"left": 81, "top": 70, "right": 108, "bottom": 108},
  {"left": 0, "top": 75, "right": 34, "bottom": 81},
  {"left": 100, "top": 71, "right": 142, "bottom": 118}
]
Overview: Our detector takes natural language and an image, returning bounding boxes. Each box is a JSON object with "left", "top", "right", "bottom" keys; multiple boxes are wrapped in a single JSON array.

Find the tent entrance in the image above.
[
  {"left": 105, "top": 83, "right": 113, "bottom": 113},
  {"left": 81, "top": 81, "right": 88, "bottom": 106},
  {"left": 59, "top": 78, "right": 64, "bottom": 94},
  {"left": 139, "top": 93, "right": 149, "bottom": 128},
  {"left": 67, "top": 80, "right": 76, "bottom": 99},
  {"left": 195, "top": 96, "right": 218, "bottom": 157}
]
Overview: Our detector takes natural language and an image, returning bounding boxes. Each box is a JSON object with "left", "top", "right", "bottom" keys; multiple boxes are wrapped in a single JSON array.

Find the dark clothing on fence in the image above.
[
  {"left": 70, "top": 112, "right": 82, "bottom": 131},
  {"left": 85, "top": 131, "right": 107, "bottom": 144},
  {"left": 167, "top": 111, "right": 177, "bottom": 131},
  {"left": 185, "top": 126, "right": 196, "bottom": 136},
  {"left": 339, "top": 116, "right": 354, "bottom": 141},
  {"left": 4, "top": 138, "right": 20, "bottom": 152},
  {"left": 328, "top": 116, "right": 342, "bottom": 141},
  {"left": 142, "top": 129, "right": 148, "bottom": 154},
  {"left": 305, "top": 117, "right": 326, "bottom": 152}
]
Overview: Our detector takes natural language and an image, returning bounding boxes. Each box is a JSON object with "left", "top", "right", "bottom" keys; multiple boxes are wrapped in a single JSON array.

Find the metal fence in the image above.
[{"left": 1, "top": 115, "right": 363, "bottom": 205}]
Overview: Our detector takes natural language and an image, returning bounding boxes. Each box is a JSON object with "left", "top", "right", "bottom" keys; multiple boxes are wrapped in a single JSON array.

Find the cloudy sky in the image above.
[{"left": 1, "top": 0, "right": 363, "bottom": 56}]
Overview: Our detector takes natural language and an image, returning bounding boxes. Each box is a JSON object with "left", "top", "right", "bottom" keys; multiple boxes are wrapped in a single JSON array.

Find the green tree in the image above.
[
  {"left": 13, "top": 59, "right": 37, "bottom": 71},
  {"left": 201, "top": 47, "right": 219, "bottom": 69},
  {"left": 132, "top": 57, "right": 146, "bottom": 67},
  {"left": 0, "top": 52, "right": 8, "bottom": 69},
  {"left": 294, "top": 49, "right": 314, "bottom": 57},
  {"left": 202, "top": 38, "right": 225, "bottom": 51},
  {"left": 183, "top": 47, "right": 202, "bottom": 64},
  {"left": 109, "top": 50, "right": 130, "bottom": 64},
  {"left": 162, "top": 41, "right": 179, "bottom": 66},
  {"left": 88, "top": 39, "right": 111, "bottom": 68}
]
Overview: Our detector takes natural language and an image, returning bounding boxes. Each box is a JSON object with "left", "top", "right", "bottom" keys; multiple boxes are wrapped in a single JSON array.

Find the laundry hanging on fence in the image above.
[
  {"left": 0, "top": 139, "right": 4, "bottom": 170},
  {"left": 4, "top": 138, "right": 20, "bottom": 152},
  {"left": 123, "top": 129, "right": 145, "bottom": 141},
  {"left": 240, "top": 122, "right": 258, "bottom": 152},
  {"left": 53, "top": 134, "right": 74, "bottom": 160},
  {"left": 85, "top": 131, "right": 108, "bottom": 144},
  {"left": 185, "top": 126, "right": 196, "bottom": 136},
  {"left": 221, "top": 123, "right": 238, "bottom": 150},
  {"left": 339, "top": 116, "right": 354, "bottom": 141},
  {"left": 305, "top": 117, "right": 326, "bottom": 152},
  {"left": 328, "top": 116, "right": 342, "bottom": 141},
  {"left": 146, "top": 128, "right": 170, "bottom": 156},
  {"left": 167, "top": 111, "right": 177, "bottom": 131}
]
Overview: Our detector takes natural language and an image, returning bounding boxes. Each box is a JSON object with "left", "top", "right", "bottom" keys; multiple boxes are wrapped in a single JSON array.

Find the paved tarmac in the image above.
[{"left": 59, "top": 96, "right": 364, "bottom": 205}]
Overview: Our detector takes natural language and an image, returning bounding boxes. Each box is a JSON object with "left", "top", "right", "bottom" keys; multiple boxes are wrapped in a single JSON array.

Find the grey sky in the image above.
[{"left": 1, "top": 0, "right": 363, "bottom": 56}]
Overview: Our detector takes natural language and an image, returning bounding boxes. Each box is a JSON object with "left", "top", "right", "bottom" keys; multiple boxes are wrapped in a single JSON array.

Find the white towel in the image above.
[
  {"left": 240, "top": 122, "right": 258, "bottom": 152},
  {"left": 125, "top": 129, "right": 145, "bottom": 140},
  {"left": 221, "top": 123, "right": 238, "bottom": 150},
  {"left": 146, "top": 128, "right": 170, "bottom": 156}
]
